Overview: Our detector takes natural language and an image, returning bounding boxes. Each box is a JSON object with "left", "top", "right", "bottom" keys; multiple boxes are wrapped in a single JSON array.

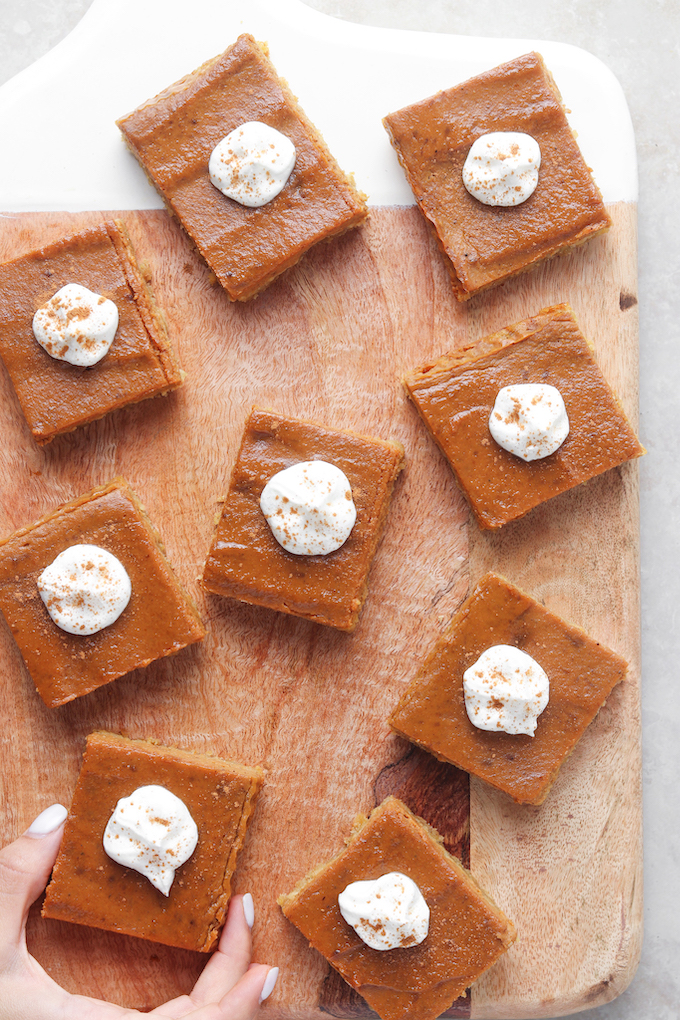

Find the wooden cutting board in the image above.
[{"left": 0, "top": 201, "right": 640, "bottom": 1017}]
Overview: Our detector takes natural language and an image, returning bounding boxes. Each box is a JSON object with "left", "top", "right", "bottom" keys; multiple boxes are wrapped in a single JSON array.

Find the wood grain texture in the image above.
[{"left": 0, "top": 203, "right": 639, "bottom": 1017}]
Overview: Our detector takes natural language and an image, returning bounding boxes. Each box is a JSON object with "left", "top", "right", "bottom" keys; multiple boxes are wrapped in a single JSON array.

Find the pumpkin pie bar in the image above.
[
  {"left": 0, "top": 220, "right": 182, "bottom": 444},
  {"left": 389, "top": 573, "right": 628, "bottom": 806},
  {"left": 202, "top": 408, "right": 404, "bottom": 631},
  {"left": 0, "top": 479, "right": 205, "bottom": 707},
  {"left": 404, "top": 304, "right": 644, "bottom": 529},
  {"left": 279, "top": 796, "right": 516, "bottom": 1020},
  {"left": 383, "top": 52, "right": 611, "bottom": 300},
  {"left": 42, "top": 731, "right": 263, "bottom": 952},
  {"left": 117, "top": 34, "right": 368, "bottom": 302}
]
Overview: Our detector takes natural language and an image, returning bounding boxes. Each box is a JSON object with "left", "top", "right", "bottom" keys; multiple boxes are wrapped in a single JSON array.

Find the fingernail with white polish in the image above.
[
  {"left": 26, "top": 804, "right": 68, "bottom": 837},
  {"left": 242, "top": 892, "right": 255, "bottom": 929},
  {"left": 259, "top": 967, "right": 279, "bottom": 1003}
]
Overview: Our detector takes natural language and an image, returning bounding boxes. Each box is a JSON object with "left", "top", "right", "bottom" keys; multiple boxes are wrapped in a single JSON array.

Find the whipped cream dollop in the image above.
[
  {"left": 103, "top": 785, "right": 198, "bottom": 896},
  {"left": 37, "top": 544, "right": 131, "bottom": 635},
  {"left": 209, "top": 121, "right": 296, "bottom": 207},
  {"left": 463, "top": 645, "right": 550, "bottom": 736},
  {"left": 32, "top": 283, "right": 118, "bottom": 367},
  {"left": 338, "top": 872, "right": 430, "bottom": 951},
  {"left": 260, "top": 460, "right": 356, "bottom": 556},
  {"left": 462, "top": 132, "right": 541, "bottom": 207},
  {"left": 489, "top": 383, "right": 569, "bottom": 462}
]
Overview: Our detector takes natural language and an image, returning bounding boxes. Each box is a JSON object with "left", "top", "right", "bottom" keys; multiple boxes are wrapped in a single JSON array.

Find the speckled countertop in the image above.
[{"left": 0, "top": 2, "right": 678, "bottom": 1018}]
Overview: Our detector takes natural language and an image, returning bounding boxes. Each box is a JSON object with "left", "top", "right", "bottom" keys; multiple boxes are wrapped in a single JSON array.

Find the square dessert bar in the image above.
[
  {"left": 43, "top": 731, "right": 263, "bottom": 952},
  {"left": 117, "top": 34, "right": 368, "bottom": 302},
  {"left": 389, "top": 573, "right": 628, "bottom": 806},
  {"left": 0, "top": 220, "right": 183, "bottom": 444},
  {"left": 383, "top": 52, "right": 611, "bottom": 300},
  {"left": 279, "top": 796, "right": 516, "bottom": 1020},
  {"left": 404, "top": 304, "right": 644, "bottom": 530},
  {"left": 202, "top": 408, "right": 404, "bottom": 631},
  {"left": 0, "top": 478, "right": 205, "bottom": 708}
]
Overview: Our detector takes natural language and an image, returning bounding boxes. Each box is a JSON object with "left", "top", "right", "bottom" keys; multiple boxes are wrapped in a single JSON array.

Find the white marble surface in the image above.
[
  {"left": 0, "top": 1, "right": 678, "bottom": 1018},
  {"left": 0, "top": 0, "right": 638, "bottom": 209}
]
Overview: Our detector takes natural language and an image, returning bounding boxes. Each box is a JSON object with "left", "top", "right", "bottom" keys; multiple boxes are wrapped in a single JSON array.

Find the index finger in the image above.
[{"left": 185, "top": 894, "right": 254, "bottom": 1008}]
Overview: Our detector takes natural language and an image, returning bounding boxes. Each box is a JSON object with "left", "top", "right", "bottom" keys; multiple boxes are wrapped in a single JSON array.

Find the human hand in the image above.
[{"left": 0, "top": 803, "right": 278, "bottom": 1019}]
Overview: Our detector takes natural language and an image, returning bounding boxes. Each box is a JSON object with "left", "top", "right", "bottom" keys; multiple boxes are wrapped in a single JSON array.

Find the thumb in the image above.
[{"left": 0, "top": 804, "right": 67, "bottom": 952}]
